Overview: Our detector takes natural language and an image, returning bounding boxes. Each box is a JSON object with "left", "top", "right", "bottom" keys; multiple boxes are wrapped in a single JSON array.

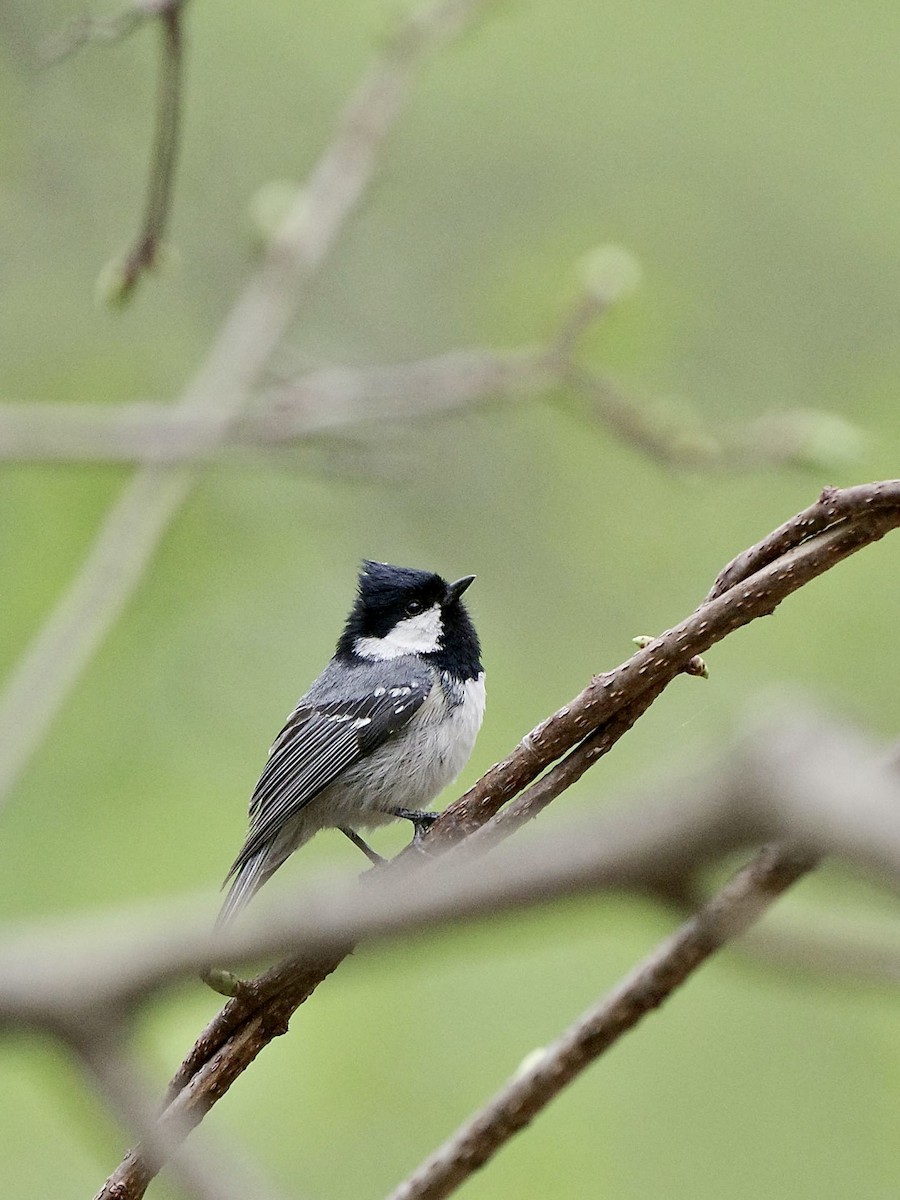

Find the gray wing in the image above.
[{"left": 225, "top": 668, "right": 431, "bottom": 884}]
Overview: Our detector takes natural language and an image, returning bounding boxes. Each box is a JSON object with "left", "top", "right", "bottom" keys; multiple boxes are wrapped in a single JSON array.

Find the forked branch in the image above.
[{"left": 89, "top": 479, "right": 900, "bottom": 1199}]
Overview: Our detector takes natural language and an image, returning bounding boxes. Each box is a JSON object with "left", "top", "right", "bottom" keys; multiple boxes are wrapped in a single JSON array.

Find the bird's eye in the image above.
[{"left": 404, "top": 599, "right": 424, "bottom": 616}]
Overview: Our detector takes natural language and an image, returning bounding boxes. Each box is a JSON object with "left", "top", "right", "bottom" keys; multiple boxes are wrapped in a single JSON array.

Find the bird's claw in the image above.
[{"left": 390, "top": 807, "right": 440, "bottom": 844}]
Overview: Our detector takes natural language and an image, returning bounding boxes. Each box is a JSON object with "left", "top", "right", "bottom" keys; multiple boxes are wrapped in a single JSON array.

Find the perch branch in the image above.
[
  {"left": 4, "top": 703, "right": 900, "bottom": 1031},
  {"left": 52, "top": 478, "right": 894, "bottom": 1195}
]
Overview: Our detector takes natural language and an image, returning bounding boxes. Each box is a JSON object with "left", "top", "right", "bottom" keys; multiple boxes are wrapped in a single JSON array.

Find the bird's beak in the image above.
[{"left": 445, "top": 574, "right": 476, "bottom": 603}]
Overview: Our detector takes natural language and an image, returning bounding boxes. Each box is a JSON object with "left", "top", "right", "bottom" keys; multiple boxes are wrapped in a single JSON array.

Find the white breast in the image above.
[{"left": 318, "top": 671, "right": 486, "bottom": 825}]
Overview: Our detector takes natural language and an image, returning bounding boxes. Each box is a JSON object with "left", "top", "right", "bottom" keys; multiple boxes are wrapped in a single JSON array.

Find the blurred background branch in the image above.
[
  {"left": 4, "top": 1, "right": 900, "bottom": 1198},
  {"left": 386, "top": 843, "right": 820, "bottom": 1200},
  {"left": 0, "top": 698, "right": 893, "bottom": 1197},
  {"left": 0, "top": 342, "right": 859, "bottom": 472},
  {"left": 41, "top": 0, "right": 180, "bottom": 62},
  {"left": 0, "top": 475, "right": 888, "bottom": 1195},
  {"left": 0, "top": 0, "right": 489, "bottom": 817},
  {"left": 4, "top": 704, "right": 900, "bottom": 1027},
  {"left": 44, "top": 1, "right": 188, "bottom": 301}
]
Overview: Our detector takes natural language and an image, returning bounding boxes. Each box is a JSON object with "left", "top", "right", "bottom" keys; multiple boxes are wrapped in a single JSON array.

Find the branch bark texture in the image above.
[{"left": 87, "top": 478, "right": 900, "bottom": 1199}]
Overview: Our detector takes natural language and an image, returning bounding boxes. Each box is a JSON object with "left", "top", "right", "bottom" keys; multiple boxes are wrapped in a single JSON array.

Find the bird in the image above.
[{"left": 216, "top": 560, "right": 485, "bottom": 924}]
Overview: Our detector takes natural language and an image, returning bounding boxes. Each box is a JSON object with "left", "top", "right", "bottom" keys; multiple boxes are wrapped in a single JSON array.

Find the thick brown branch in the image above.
[
  {"left": 431, "top": 482, "right": 900, "bottom": 844},
  {"left": 84, "top": 479, "right": 900, "bottom": 1198}
]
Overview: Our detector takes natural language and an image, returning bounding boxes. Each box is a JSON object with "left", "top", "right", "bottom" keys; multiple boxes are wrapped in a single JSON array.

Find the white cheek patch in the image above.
[{"left": 354, "top": 605, "right": 443, "bottom": 660}]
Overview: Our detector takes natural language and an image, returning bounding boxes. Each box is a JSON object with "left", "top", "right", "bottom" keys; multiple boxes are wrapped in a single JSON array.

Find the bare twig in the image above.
[
  {"left": 44, "top": 0, "right": 187, "bottom": 300},
  {"left": 385, "top": 844, "right": 818, "bottom": 1200},
  {"left": 0, "top": 0, "right": 489, "bottom": 814},
  {"left": 0, "top": 352, "right": 855, "bottom": 471},
  {"left": 113, "top": 1, "right": 186, "bottom": 301}
]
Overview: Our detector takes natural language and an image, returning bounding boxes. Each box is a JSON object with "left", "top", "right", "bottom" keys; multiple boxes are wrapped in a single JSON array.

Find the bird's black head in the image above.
[{"left": 336, "top": 561, "right": 482, "bottom": 678}]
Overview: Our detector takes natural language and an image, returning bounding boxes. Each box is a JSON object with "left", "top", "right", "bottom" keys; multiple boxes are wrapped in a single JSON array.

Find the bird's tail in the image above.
[{"left": 216, "top": 847, "right": 272, "bottom": 928}]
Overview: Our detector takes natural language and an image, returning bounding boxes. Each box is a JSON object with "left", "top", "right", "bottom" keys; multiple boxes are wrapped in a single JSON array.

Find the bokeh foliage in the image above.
[{"left": 0, "top": 2, "right": 898, "bottom": 1197}]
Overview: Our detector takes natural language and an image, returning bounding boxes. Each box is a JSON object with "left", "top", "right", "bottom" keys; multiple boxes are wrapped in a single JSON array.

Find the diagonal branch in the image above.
[
  {"left": 86, "top": 479, "right": 900, "bottom": 1198},
  {"left": 0, "top": 0, "right": 489, "bottom": 815},
  {"left": 72, "top": 1023, "right": 289, "bottom": 1200},
  {"left": 5, "top": 702, "right": 900, "bottom": 1030},
  {"left": 431, "top": 480, "right": 900, "bottom": 845},
  {"left": 385, "top": 843, "right": 819, "bottom": 1200}
]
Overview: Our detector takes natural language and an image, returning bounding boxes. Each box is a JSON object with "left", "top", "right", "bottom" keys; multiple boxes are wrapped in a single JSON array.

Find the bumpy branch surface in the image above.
[{"left": 86, "top": 479, "right": 900, "bottom": 1199}]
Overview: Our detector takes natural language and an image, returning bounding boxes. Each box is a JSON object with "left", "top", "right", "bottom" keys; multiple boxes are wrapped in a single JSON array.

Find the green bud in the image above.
[{"left": 579, "top": 244, "right": 642, "bottom": 305}]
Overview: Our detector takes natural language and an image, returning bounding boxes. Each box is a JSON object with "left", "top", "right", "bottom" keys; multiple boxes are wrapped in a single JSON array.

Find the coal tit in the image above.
[{"left": 217, "top": 561, "right": 485, "bottom": 923}]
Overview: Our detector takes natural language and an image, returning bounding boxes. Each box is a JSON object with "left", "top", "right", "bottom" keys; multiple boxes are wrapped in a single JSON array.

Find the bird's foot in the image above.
[{"left": 391, "top": 807, "right": 440, "bottom": 844}]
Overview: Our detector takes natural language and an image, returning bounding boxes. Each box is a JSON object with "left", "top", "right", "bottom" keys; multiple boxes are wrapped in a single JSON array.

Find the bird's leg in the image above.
[
  {"left": 340, "top": 825, "right": 385, "bottom": 866},
  {"left": 388, "top": 806, "right": 440, "bottom": 845}
]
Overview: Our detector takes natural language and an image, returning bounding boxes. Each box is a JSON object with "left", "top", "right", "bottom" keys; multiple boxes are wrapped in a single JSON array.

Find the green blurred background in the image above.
[{"left": 1, "top": 1, "right": 898, "bottom": 1196}]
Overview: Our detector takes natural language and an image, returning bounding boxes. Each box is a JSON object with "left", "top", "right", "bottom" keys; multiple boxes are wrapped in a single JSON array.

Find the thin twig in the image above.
[
  {"left": 0, "top": 353, "right": 853, "bottom": 471},
  {"left": 385, "top": 844, "right": 818, "bottom": 1200},
  {"left": 0, "top": 0, "right": 489, "bottom": 814},
  {"left": 114, "top": 2, "right": 186, "bottom": 301},
  {"left": 44, "top": 1, "right": 187, "bottom": 299}
]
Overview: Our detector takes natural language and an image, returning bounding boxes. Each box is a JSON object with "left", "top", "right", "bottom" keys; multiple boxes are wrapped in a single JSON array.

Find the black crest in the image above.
[{"left": 336, "top": 560, "right": 482, "bottom": 678}]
